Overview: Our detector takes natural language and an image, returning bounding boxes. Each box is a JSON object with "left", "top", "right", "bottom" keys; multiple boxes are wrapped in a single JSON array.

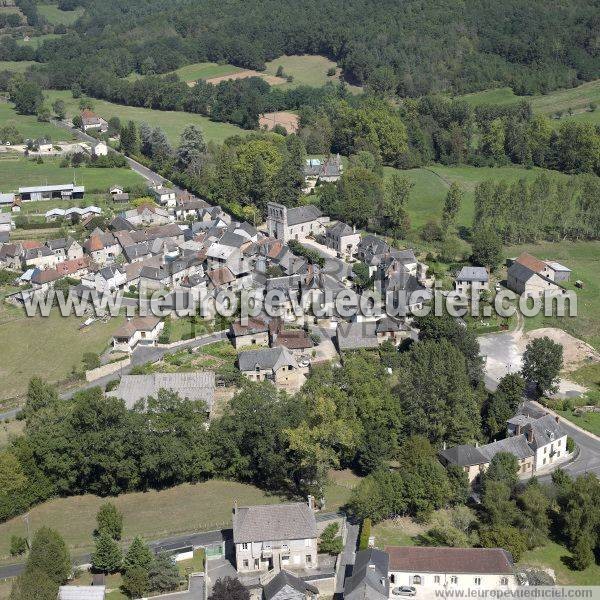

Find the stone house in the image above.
[
  {"left": 233, "top": 499, "right": 318, "bottom": 573},
  {"left": 112, "top": 317, "right": 164, "bottom": 353},
  {"left": 230, "top": 317, "right": 270, "bottom": 349},
  {"left": 237, "top": 346, "right": 303, "bottom": 386},
  {"left": 454, "top": 266, "right": 489, "bottom": 296},
  {"left": 324, "top": 222, "right": 360, "bottom": 259},
  {"left": 263, "top": 571, "right": 319, "bottom": 600},
  {"left": 267, "top": 202, "right": 329, "bottom": 243}
]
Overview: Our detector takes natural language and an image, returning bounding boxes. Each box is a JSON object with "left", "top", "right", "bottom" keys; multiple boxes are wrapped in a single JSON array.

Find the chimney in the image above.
[
  {"left": 516, "top": 424, "right": 522, "bottom": 436},
  {"left": 307, "top": 495, "right": 314, "bottom": 511},
  {"left": 526, "top": 429, "right": 533, "bottom": 443},
  {"left": 555, "top": 416, "right": 559, "bottom": 423},
  {"left": 233, "top": 499, "right": 238, "bottom": 514}
]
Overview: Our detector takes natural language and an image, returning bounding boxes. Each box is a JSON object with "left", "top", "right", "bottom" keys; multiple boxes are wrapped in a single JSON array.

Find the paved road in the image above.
[{"left": 335, "top": 520, "right": 359, "bottom": 594}]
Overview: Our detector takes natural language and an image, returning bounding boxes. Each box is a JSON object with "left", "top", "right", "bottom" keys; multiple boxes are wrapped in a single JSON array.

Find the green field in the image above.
[
  {"left": 0, "top": 60, "right": 36, "bottom": 73},
  {"left": 0, "top": 306, "right": 124, "bottom": 401},
  {"left": 384, "top": 164, "right": 567, "bottom": 230},
  {"left": 461, "top": 79, "right": 600, "bottom": 126},
  {"left": 16, "top": 33, "right": 63, "bottom": 49},
  {"left": 44, "top": 90, "right": 245, "bottom": 145},
  {"left": 170, "top": 61, "right": 243, "bottom": 83},
  {"left": 0, "top": 155, "right": 144, "bottom": 193},
  {"left": 506, "top": 241, "right": 600, "bottom": 350},
  {"left": 265, "top": 54, "right": 362, "bottom": 93},
  {"left": 37, "top": 3, "right": 84, "bottom": 24},
  {"left": 0, "top": 101, "right": 72, "bottom": 140},
  {"left": 0, "top": 477, "right": 354, "bottom": 562}
]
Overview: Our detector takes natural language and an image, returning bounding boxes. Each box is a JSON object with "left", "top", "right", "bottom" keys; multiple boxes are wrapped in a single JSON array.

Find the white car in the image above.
[{"left": 392, "top": 586, "right": 417, "bottom": 596}]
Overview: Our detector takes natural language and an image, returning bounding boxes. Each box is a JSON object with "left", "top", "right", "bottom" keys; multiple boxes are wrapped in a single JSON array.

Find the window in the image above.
[
  {"left": 305, "top": 539, "right": 311, "bottom": 547},
  {"left": 412, "top": 576, "right": 422, "bottom": 585},
  {"left": 243, "top": 559, "right": 248, "bottom": 568},
  {"left": 543, "top": 458, "right": 546, "bottom": 465},
  {"left": 474, "top": 577, "right": 481, "bottom": 586},
  {"left": 254, "top": 559, "right": 259, "bottom": 569},
  {"left": 450, "top": 576, "right": 458, "bottom": 584},
  {"left": 306, "top": 554, "right": 312, "bottom": 564},
  {"left": 390, "top": 575, "right": 395, "bottom": 584},
  {"left": 242, "top": 543, "right": 248, "bottom": 550},
  {"left": 500, "top": 577, "right": 508, "bottom": 586},
  {"left": 434, "top": 576, "right": 440, "bottom": 584}
]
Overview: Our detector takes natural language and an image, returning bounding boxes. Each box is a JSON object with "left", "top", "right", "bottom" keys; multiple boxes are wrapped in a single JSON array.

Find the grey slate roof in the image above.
[
  {"left": 336, "top": 321, "right": 379, "bottom": 351},
  {"left": 456, "top": 266, "right": 489, "bottom": 282},
  {"left": 219, "top": 231, "right": 247, "bottom": 249},
  {"left": 286, "top": 205, "right": 322, "bottom": 226},
  {"left": 123, "top": 242, "right": 150, "bottom": 262},
  {"left": 108, "top": 372, "right": 215, "bottom": 410},
  {"left": 524, "top": 414, "right": 565, "bottom": 449},
  {"left": 327, "top": 221, "right": 353, "bottom": 237},
  {"left": 263, "top": 571, "right": 318, "bottom": 600},
  {"left": 478, "top": 434, "right": 534, "bottom": 462},
  {"left": 439, "top": 444, "right": 488, "bottom": 467},
  {"left": 237, "top": 347, "right": 297, "bottom": 372},
  {"left": 344, "top": 549, "right": 389, "bottom": 600},
  {"left": 232, "top": 502, "right": 317, "bottom": 543}
]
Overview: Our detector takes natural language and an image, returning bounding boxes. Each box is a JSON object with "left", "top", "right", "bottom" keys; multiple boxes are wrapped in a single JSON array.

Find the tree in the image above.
[
  {"left": 484, "top": 373, "right": 525, "bottom": 438},
  {"left": 517, "top": 481, "right": 550, "bottom": 549},
  {"left": 51, "top": 100, "right": 66, "bottom": 120},
  {"left": 9, "top": 78, "right": 44, "bottom": 115},
  {"left": 318, "top": 522, "right": 344, "bottom": 554},
  {"left": 0, "top": 450, "right": 27, "bottom": 494},
  {"left": 382, "top": 172, "right": 413, "bottom": 236},
  {"left": 521, "top": 336, "right": 563, "bottom": 396},
  {"left": 446, "top": 464, "right": 470, "bottom": 505},
  {"left": 96, "top": 502, "right": 123, "bottom": 540},
  {"left": 176, "top": 124, "right": 207, "bottom": 175},
  {"left": 71, "top": 83, "right": 82, "bottom": 98},
  {"left": 471, "top": 224, "right": 502, "bottom": 269},
  {"left": 123, "top": 537, "right": 153, "bottom": 573},
  {"left": 483, "top": 452, "right": 519, "bottom": 491},
  {"left": 122, "top": 565, "right": 149, "bottom": 599},
  {"left": 0, "top": 124, "right": 23, "bottom": 145},
  {"left": 333, "top": 167, "right": 383, "bottom": 228},
  {"left": 10, "top": 568, "right": 58, "bottom": 600},
  {"left": 120, "top": 121, "right": 140, "bottom": 156},
  {"left": 209, "top": 577, "right": 250, "bottom": 600},
  {"left": 25, "top": 527, "right": 71, "bottom": 585},
  {"left": 442, "top": 182, "right": 463, "bottom": 230},
  {"left": 37, "top": 104, "right": 51, "bottom": 122},
  {"left": 148, "top": 553, "right": 181, "bottom": 593},
  {"left": 92, "top": 531, "right": 122, "bottom": 574},
  {"left": 479, "top": 526, "right": 527, "bottom": 561},
  {"left": 10, "top": 536, "right": 28, "bottom": 556},
  {"left": 72, "top": 114, "right": 83, "bottom": 130}
]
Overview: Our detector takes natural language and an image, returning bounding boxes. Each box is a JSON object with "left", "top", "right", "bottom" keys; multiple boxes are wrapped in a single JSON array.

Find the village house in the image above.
[
  {"left": 0, "top": 213, "right": 14, "bottom": 235},
  {"left": 92, "top": 141, "right": 108, "bottom": 156},
  {"left": 150, "top": 185, "right": 177, "bottom": 207},
  {"left": 507, "top": 253, "right": 564, "bottom": 297},
  {"left": 80, "top": 110, "right": 108, "bottom": 132},
  {"left": 267, "top": 202, "right": 330, "bottom": 243},
  {"left": 45, "top": 206, "right": 102, "bottom": 223},
  {"left": 112, "top": 316, "right": 164, "bottom": 353},
  {"left": 237, "top": 346, "right": 303, "bottom": 386},
  {"left": 22, "top": 245, "right": 59, "bottom": 270},
  {"left": 122, "top": 205, "right": 172, "bottom": 227},
  {"left": 0, "top": 243, "right": 23, "bottom": 270},
  {"left": 82, "top": 264, "right": 127, "bottom": 292},
  {"left": 302, "top": 154, "right": 343, "bottom": 193},
  {"left": 174, "top": 197, "right": 207, "bottom": 221},
  {"left": 18, "top": 183, "right": 85, "bottom": 202},
  {"left": 107, "top": 372, "right": 215, "bottom": 413},
  {"left": 454, "top": 266, "right": 489, "bottom": 296},
  {"left": 233, "top": 499, "right": 318, "bottom": 573},
  {"left": 336, "top": 321, "right": 379, "bottom": 352},
  {"left": 46, "top": 237, "right": 84, "bottom": 261},
  {"left": 386, "top": 546, "right": 516, "bottom": 592},
  {"left": 263, "top": 570, "right": 319, "bottom": 600},
  {"left": 270, "top": 320, "right": 313, "bottom": 356},
  {"left": 230, "top": 317, "right": 270, "bottom": 349},
  {"left": 324, "top": 222, "right": 360, "bottom": 259},
  {"left": 83, "top": 231, "right": 121, "bottom": 265},
  {"left": 344, "top": 549, "right": 389, "bottom": 600},
  {"left": 375, "top": 317, "right": 414, "bottom": 346}
]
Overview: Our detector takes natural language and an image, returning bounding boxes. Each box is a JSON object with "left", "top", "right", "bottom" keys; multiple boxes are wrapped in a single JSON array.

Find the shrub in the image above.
[
  {"left": 566, "top": 436, "right": 575, "bottom": 453},
  {"left": 10, "top": 535, "right": 28, "bottom": 556},
  {"left": 318, "top": 522, "right": 344, "bottom": 554},
  {"left": 358, "top": 518, "right": 371, "bottom": 550}
]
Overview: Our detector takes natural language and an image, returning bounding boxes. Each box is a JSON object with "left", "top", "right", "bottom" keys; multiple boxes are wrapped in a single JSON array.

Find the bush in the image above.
[
  {"left": 288, "top": 240, "right": 325, "bottom": 267},
  {"left": 358, "top": 518, "right": 371, "bottom": 550},
  {"left": 318, "top": 522, "right": 344, "bottom": 554},
  {"left": 105, "top": 380, "right": 119, "bottom": 392},
  {"left": 566, "top": 436, "right": 575, "bottom": 453},
  {"left": 82, "top": 352, "right": 101, "bottom": 371},
  {"left": 10, "top": 535, "right": 28, "bottom": 556}
]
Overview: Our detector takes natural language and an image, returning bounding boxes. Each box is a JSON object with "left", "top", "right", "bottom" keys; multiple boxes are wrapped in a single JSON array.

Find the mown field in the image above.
[
  {"left": 169, "top": 61, "right": 243, "bottom": 83},
  {"left": 0, "top": 305, "right": 124, "bottom": 402},
  {"left": 384, "top": 164, "right": 568, "bottom": 230},
  {"left": 0, "top": 477, "right": 355, "bottom": 562},
  {"left": 0, "top": 101, "right": 74, "bottom": 140},
  {"left": 0, "top": 155, "right": 144, "bottom": 193},
  {"left": 0, "top": 60, "right": 35, "bottom": 73},
  {"left": 16, "top": 33, "right": 63, "bottom": 49},
  {"left": 460, "top": 79, "right": 600, "bottom": 125},
  {"left": 505, "top": 241, "right": 600, "bottom": 351},
  {"left": 36, "top": 3, "right": 84, "bottom": 24},
  {"left": 44, "top": 90, "right": 245, "bottom": 145}
]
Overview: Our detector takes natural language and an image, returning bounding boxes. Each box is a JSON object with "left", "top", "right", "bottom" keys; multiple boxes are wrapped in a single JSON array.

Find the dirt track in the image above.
[{"left": 204, "top": 70, "right": 287, "bottom": 86}]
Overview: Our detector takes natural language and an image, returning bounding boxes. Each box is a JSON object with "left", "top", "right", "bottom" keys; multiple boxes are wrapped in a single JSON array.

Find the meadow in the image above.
[
  {"left": 0, "top": 101, "right": 74, "bottom": 140},
  {"left": 0, "top": 477, "right": 354, "bottom": 562},
  {"left": 460, "top": 79, "right": 600, "bottom": 126},
  {"left": 0, "top": 60, "right": 35, "bottom": 73},
  {"left": 16, "top": 33, "right": 63, "bottom": 49},
  {"left": 36, "top": 3, "right": 84, "bottom": 25},
  {"left": 0, "top": 155, "right": 145, "bottom": 193},
  {"left": 0, "top": 305, "right": 124, "bottom": 402},
  {"left": 169, "top": 61, "right": 243, "bottom": 83},
  {"left": 384, "top": 164, "right": 568, "bottom": 230},
  {"left": 44, "top": 90, "right": 245, "bottom": 145}
]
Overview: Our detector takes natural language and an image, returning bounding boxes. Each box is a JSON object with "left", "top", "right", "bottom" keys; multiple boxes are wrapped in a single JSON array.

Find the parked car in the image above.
[{"left": 392, "top": 586, "right": 417, "bottom": 596}]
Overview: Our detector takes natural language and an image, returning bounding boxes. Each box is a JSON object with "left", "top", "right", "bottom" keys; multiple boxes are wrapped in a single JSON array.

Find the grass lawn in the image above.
[
  {"left": 460, "top": 79, "right": 600, "bottom": 126},
  {"left": 16, "top": 33, "right": 63, "bottom": 49},
  {"left": 0, "top": 419, "right": 25, "bottom": 449},
  {"left": 384, "top": 164, "right": 567, "bottom": 231},
  {"left": 0, "top": 306, "right": 124, "bottom": 402},
  {"left": 0, "top": 156, "right": 144, "bottom": 193},
  {"left": 556, "top": 408, "right": 600, "bottom": 437},
  {"left": 0, "top": 101, "right": 74, "bottom": 141},
  {"left": 0, "top": 60, "right": 36, "bottom": 73},
  {"left": 0, "top": 477, "right": 355, "bottom": 562},
  {"left": 568, "top": 363, "right": 600, "bottom": 392},
  {"left": 520, "top": 540, "right": 600, "bottom": 585},
  {"left": 45, "top": 90, "right": 245, "bottom": 146},
  {"left": 37, "top": 3, "right": 84, "bottom": 24},
  {"left": 373, "top": 518, "right": 422, "bottom": 548},
  {"left": 170, "top": 62, "right": 243, "bottom": 83},
  {"left": 506, "top": 241, "right": 600, "bottom": 351},
  {"left": 264, "top": 54, "right": 361, "bottom": 94},
  {"left": 178, "top": 548, "right": 205, "bottom": 576}
]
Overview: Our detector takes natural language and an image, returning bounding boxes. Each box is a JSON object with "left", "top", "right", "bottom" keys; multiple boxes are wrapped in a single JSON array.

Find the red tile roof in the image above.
[
  {"left": 386, "top": 546, "right": 514, "bottom": 575},
  {"left": 20, "top": 240, "right": 42, "bottom": 250}
]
